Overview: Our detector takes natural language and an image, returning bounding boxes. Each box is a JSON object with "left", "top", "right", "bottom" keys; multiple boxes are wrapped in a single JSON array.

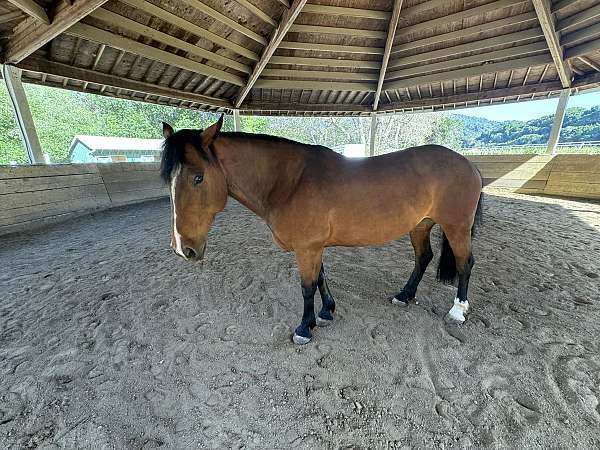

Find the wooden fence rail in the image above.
[{"left": 1, "top": 155, "right": 598, "bottom": 236}]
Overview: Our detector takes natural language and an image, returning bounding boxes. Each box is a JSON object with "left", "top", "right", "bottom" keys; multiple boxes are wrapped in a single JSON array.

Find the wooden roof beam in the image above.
[
  {"left": 90, "top": 8, "right": 251, "bottom": 74},
  {"left": 18, "top": 55, "right": 232, "bottom": 109},
  {"left": 6, "top": 0, "right": 49, "bottom": 24},
  {"left": 0, "top": 11, "right": 25, "bottom": 24},
  {"left": 253, "top": 79, "right": 375, "bottom": 92},
  {"left": 383, "top": 53, "right": 554, "bottom": 90},
  {"left": 235, "top": 0, "right": 308, "bottom": 108},
  {"left": 373, "top": 0, "right": 403, "bottom": 111},
  {"left": 119, "top": 0, "right": 258, "bottom": 61},
  {"left": 268, "top": 56, "right": 380, "bottom": 69},
  {"left": 301, "top": 4, "right": 390, "bottom": 20},
  {"left": 278, "top": 41, "right": 383, "bottom": 55},
  {"left": 391, "top": 12, "right": 538, "bottom": 55},
  {"left": 4, "top": 0, "right": 108, "bottom": 64},
  {"left": 532, "top": 0, "right": 572, "bottom": 87},
  {"left": 181, "top": 0, "right": 267, "bottom": 45},
  {"left": 235, "top": 0, "right": 277, "bottom": 27},
  {"left": 66, "top": 22, "right": 245, "bottom": 86},
  {"left": 558, "top": 3, "right": 600, "bottom": 33}
]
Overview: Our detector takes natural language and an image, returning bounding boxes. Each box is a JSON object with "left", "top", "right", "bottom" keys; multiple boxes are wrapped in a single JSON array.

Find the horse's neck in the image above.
[{"left": 214, "top": 135, "right": 305, "bottom": 219}]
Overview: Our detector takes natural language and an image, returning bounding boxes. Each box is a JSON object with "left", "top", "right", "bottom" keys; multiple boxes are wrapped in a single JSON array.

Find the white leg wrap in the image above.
[{"left": 447, "top": 298, "right": 469, "bottom": 323}]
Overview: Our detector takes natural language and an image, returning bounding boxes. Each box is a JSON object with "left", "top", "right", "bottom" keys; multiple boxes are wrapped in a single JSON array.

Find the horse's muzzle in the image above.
[{"left": 173, "top": 241, "right": 206, "bottom": 261}]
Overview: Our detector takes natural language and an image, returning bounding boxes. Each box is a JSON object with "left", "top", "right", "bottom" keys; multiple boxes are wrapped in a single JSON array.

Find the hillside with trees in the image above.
[{"left": 1, "top": 84, "right": 599, "bottom": 164}]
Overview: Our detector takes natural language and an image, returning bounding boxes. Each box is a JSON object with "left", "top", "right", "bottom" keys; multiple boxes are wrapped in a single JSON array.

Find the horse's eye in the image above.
[{"left": 193, "top": 174, "right": 204, "bottom": 185}]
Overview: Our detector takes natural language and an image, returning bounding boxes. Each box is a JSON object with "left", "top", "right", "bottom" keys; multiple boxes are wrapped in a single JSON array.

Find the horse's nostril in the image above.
[{"left": 184, "top": 247, "right": 197, "bottom": 259}]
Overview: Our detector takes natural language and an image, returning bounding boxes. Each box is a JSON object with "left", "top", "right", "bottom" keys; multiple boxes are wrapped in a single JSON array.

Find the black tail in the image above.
[
  {"left": 436, "top": 192, "right": 484, "bottom": 285},
  {"left": 436, "top": 232, "right": 457, "bottom": 284}
]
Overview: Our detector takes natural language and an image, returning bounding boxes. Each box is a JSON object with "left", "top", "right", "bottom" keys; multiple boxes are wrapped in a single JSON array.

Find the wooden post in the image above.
[
  {"left": 233, "top": 109, "right": 241, "bottom": 132},
  {"left": 369, "top": 112, "right": 377, "bottom": 156},
  {"left": 547, "top": 88, "right": 570, "bottom": 154},
  {"left": 2, "top": 64, "right": 45, "bottom": 164}
]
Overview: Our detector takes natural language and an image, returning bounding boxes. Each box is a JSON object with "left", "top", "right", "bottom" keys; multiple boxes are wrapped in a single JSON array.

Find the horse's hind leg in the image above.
[
  {"left": 442, "top": 225, "right": 475, "bottom": 323},
  {"left": 392, "top": 219, "right": 434, "bottom": 306},
  {"left": 316, "top": 263, "right": 336, "bottom": 326}
]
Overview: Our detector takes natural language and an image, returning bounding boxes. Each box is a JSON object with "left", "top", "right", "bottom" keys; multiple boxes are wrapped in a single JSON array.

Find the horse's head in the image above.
[{"left": 160, "top": 116, "right": 227, "bottom": 261}]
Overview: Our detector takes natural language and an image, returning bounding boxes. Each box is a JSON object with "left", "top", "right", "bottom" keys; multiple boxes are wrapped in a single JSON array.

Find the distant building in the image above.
[{"left": 68, "top": 135, "right": 163, "bottom": 163}]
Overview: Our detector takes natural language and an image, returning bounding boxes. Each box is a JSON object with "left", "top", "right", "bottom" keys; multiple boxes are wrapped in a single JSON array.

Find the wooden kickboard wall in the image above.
[
  {"left": 0, "top": 155, "right": 598, "bottom": 236},
  {"left": 0, "top": 163, "right": 167, "bottom": 236}
]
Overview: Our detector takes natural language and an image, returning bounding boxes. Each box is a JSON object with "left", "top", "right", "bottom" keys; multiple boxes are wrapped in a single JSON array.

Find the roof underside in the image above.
[{"left": 1, "top": 0, "right": 600, "bottom": 116}]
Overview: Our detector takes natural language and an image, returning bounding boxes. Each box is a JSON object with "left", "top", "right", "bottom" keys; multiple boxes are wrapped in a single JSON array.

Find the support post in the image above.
[
  {"left": 369, "top": 112, "right": 378, "bottom": 156},
  {"left": 547, "top": 88, "right": 570, "bottom": 154},
  {"left": 233, "top": 109, "right": 241, "bottom": 132},
  {"left": 2, "top": 64, "right": 45, "bottom": 164}
]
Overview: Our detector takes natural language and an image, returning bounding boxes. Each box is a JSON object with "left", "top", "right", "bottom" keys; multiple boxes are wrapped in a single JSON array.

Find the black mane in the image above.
[
  {"left": 160, "top": 129, "right": 205, "bottom": 183},
  {"left": 160, "top": 130, "right": 325, "bottom": 183}
]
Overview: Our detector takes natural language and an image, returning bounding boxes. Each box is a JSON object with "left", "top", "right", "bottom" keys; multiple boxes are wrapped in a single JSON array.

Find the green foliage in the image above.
[{"left": 1, "top": 83, "right": 600, "bottom": 165}]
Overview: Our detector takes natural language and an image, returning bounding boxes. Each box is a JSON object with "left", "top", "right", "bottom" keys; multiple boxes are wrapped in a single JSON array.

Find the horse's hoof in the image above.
[
  {"left": 293, "top": 333, "right": 311, "bottom": 345},
  {"left": 445, "top": 298, "right": 469, "bottom": 323},
  {"left": 391, "top": 296, "right": 409, "bottom": 307},
  {"left": 316, "top": 316, "right": 333, "bottom": 327}
]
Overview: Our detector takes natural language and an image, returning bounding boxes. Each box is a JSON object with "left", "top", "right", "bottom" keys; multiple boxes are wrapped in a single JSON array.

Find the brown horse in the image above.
[{"left": 161, "top": 116, "right": 483, "bottom": 345}]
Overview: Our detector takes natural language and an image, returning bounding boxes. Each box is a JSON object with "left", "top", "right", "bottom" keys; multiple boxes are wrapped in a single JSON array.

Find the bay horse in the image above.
[{"left": 160, "top": 115, "right": 483, "bottom": 345}]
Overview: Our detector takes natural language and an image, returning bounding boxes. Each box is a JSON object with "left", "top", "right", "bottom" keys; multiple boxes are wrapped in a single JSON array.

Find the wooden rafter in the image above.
[
  {"left": 278, "top": 41, "right": 383, "bottom": 55},
  {"left": 373, "top": 0, "right": 403, "bottom": 110},
  {"left": 0, "top": 10, "right": 25, "bottom": 24},
  {"left": 66, "top": 22, "right": 245, "bottom": 86},
  {"left": 391, "top": 12, "right": 537, "bottom": 55},
  {"left": 6, "top": 0, "right": 49, "bottom": 24},
  {"left": 90, "top": 8, "right": 251, "bottom": 74},
  {"left": 4, "top": 0, "right": 108, "bottom": 64},
  {"left": 18, "top": 56, "right": 232, "bottom": 109},
  {"left": 532, "top": 0, "right": 572, "bottom": 87},
  {"left": 383, "top": 54, "right": 554, "bottom": 90},
  {"left": 235, "top": 0, "right": 308, "bottom": 108}
]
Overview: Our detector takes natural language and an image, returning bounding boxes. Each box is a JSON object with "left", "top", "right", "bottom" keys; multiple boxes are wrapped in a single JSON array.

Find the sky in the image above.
[{"left": 458, "top": 90, "right": 600, "bottom": 122}]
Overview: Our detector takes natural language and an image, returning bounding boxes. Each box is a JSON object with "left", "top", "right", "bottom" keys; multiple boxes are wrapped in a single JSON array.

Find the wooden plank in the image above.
[
  {"left": 235, "top": 0, "right": 308, "bottom": 107},
  {"left": 6, "top": 0, "right": 49, "bottom": 24},
  {"left": 386, "top": 42, "right": 549, "bottom": 80},
  {"left": 373, "top": 0, "right": 403, "bottom": 111},
  {"left": 475, "top": 169, "right": 551, "bottom": 181},
  {"left": 394, "top": 0, "right": 527, "bottom": 39},
  {"left": 235, "top": 0, "right": 277, "bottom": 26},
  {"left": 379, "top": 80, "right": 563, "bottom": 111},
  {"left": 544, "top": 181, "right": 600, "bottom": 197},
  {"left": 99, "top": 169, "right": 161, "bottom": 183},
  {"left": 532, "top": 0, "right": 572, "bottom": 87},
  {"left": 119, "top": 0, "right": 258, "bottom": 61},
  {"left": 67, "top": 22, "right": 245, "bottom": 86},
  {"left": 109, "top": 188, "right": 168, "bottom": 204},
  {"left": 549, "top": 155, "right": 600, "bottom": 172},
  {"left": 565, "top": 36, "right": 600, "bottom": 59},
  {"left": 97, "top": 162, "right": 160, "bottom": 172},
  {"left": 181, "top": 0, "right": 267, "bottom": 45},
  {"left": 254, "top": 79, "right": 376, "bottom": 91},
  {"left": 391, "top": 13, "right": 538, "bottom": 55},
  {"left": 105, "top": 180, "right": 165, "bottom": 194},
  {"left": 4, "top": 0, "right": 108, "bottom": 64},
  {"left": 562, "top": 20, "right": 600, "bottom": 47},
  {"left": 288, "top": 24, "right": 387, "bottom": 39},
  {"left": 383, "top": 54, "right": 554, "bottom": 90},
  {"left": 546, "top": 171, "right": 600, "bottom": 183},
  {"left": 0, "top": 173, "right": 104, "bottom": 194},
  {"left": 2, "top": 183, "right": 109, "bottom": 209},
  {"left": 558, "top": 3, "right": 600, "bottom": 33},
  {"left": 0, "top": 163, "right": 99, "bottom": 179},
  {"left": 0, "top": 195, "right": 109, "bottom": 223},
  {"left": 483, "top": 178, "right": 548, "bottom": 189},
  {"left": 261, "top": 68, "right": 378, "bottom": 81},
  {"left": 269, "top": 56, "right": 380, "bottom": 69},
  {"left": 467, "top": 154, "right": 555, "bottom": 163},
  {"left": 278, "top": 41, "right": 383, "bottom": 55},
  {"left": 0, "top": 11, "right": 25, "bottom": 24},
  {"left": 18, "top": 56, "right": 233, "bottom": 109},
  {"left": 301, "top": 4, "right": 390, "bottom": 20},
  {"left": 91, "top": 8, "right": 251, "bottom": 74},
  {"left": 389, "top": 29, "right": 545, "bottom": 70}
]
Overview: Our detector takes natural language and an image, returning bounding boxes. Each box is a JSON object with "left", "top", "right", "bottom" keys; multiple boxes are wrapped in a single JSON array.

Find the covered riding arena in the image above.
[{"left": 1, "top": 0, "right": 600, "bottom": 448}]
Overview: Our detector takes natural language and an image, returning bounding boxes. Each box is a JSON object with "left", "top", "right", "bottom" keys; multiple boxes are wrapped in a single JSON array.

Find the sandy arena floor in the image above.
[{"left": 1, "top": 190, "right": 599, "bottom": 449}]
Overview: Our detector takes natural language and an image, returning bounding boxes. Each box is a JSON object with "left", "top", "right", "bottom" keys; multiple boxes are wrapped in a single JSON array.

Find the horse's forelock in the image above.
[{"left": 160, "top": 129, "right": 206, "bottom": 184}]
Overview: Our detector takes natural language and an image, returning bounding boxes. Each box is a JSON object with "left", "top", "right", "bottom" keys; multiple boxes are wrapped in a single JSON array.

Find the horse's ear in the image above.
[
  {"left": 162, "top": 122, "right": 174, "bottom": 139},
  {"left": 201, "top": 114, "right": 223, "bottom": 148}
]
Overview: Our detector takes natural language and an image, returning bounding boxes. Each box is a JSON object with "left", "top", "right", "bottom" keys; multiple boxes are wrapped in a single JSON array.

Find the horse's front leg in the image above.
[{"left": 293, "top": 248, "right": 323, "bottom": 345}]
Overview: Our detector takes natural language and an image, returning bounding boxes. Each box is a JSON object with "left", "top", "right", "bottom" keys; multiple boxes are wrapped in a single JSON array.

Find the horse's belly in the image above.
[{"left": 326, "top": 209, "right": 419, "bottom": 246}]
